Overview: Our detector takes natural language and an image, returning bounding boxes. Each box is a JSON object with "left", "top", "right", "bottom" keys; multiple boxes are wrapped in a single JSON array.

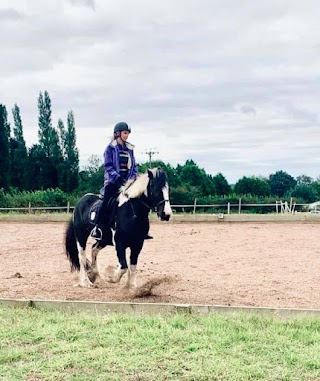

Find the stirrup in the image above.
[{"left": 91, "top": 226, "right": 102, "bottom": 241}]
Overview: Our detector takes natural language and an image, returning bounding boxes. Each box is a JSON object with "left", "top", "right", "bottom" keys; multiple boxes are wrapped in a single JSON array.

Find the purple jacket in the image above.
[{"left": 103, "top": 139, "right": 138, "bottom": 186}]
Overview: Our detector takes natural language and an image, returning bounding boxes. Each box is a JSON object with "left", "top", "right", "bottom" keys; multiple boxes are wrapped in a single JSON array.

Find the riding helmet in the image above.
[{"left": 114, "top": 122, "right": 131, "bottom": 134}]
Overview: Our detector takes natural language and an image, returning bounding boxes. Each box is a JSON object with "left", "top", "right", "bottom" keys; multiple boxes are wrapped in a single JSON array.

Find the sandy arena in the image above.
[{"left": 1, "top": 221, "right": 320, "bottom": 309}]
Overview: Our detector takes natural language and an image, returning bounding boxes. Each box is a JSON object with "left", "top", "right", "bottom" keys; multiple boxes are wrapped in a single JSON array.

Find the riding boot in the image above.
[
  {"left": 145, "top": 233, "right": 153, "bottom": 240},
  {"left": 91, "top": 183, "right": 118, "bottom": 241}
]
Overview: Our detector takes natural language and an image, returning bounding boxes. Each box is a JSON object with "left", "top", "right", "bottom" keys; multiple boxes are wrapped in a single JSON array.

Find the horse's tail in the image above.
[{"left": 65, "top": 218, "right": 80, "bottom": 271}]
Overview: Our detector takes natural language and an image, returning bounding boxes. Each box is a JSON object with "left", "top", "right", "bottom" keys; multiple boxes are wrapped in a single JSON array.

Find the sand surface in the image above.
[{"left": 1, "top": 221, "right": 319, "bottom": 309}]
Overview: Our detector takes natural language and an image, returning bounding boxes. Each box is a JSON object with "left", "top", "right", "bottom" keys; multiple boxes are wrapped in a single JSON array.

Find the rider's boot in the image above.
[{"left": 145, "top": 233, "right": 153, "bottom": 240}]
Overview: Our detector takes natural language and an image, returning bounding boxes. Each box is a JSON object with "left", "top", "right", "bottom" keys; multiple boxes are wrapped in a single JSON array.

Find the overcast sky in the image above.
[{"left": 1, "top": 0, "right": 320, "bottom": 183}]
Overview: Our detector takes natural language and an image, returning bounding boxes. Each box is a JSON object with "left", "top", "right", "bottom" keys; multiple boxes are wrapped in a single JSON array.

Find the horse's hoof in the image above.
[
  {"left": 75, "top": 280, "right": 94, "bottom": 288},
  {"left": 107, "top": 268, "right": 127, "bottom": 283},
  {"left": 87, "top": 270, "right": 99, "bottom": 283}
]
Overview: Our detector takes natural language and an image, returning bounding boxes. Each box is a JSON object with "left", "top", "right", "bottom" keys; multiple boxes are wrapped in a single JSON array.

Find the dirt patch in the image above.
[{"left": 1, "top": 221, "right": 320, "bottom": 309}]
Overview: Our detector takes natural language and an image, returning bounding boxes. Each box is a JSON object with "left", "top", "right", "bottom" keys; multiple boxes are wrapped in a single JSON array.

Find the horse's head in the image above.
[{"left": 147, "top": 168, "right": 172, "bottom": 221}]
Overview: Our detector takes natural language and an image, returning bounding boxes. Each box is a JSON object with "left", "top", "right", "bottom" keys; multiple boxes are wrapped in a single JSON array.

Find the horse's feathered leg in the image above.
[
  {"left": 90, "top": 242, "right": 103, "bottom": 282},
  {"left": 77, "top": 242, "right": 94, "bottom": 287},
  {"left": 107, "top": 240, "right": 128, "bottom": 283},
  {"left": 126, "top": 243, "right": 143, "bottom": 288},
  {"left": 126, "top": 265, "right": 137, "bottom": 288}
]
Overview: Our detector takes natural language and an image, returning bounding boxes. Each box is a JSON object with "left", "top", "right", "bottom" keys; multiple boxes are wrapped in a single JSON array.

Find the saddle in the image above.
[{"left": 89, "top": 196, "right": 118, "bottom": 228}]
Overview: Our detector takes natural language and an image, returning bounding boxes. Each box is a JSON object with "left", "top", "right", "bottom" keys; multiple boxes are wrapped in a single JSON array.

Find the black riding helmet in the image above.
[{"left": 114, "top": 122, "right": 131, "bottom": 134}]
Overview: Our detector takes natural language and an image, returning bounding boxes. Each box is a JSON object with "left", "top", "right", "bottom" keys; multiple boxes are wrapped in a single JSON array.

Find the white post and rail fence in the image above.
[{"left": 0, "top": 198, "right": 313, "bottom": 214}]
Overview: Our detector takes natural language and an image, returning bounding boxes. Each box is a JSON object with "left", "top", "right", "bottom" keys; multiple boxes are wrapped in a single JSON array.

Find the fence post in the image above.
[
  {"left": 238, "top": 198, "right": 242, "bottom": 214},
  {"left": 227, "top": 202, "right": 230, "bottom": 214},
  {"left": 67, "top": 201, "right": 70, "bottom": 214},
  {"left": 28, "top": 202, "right": 31, "bottom": 214},
  {"left": 193, "top": 198, "right": 197, "bottom": 214}
]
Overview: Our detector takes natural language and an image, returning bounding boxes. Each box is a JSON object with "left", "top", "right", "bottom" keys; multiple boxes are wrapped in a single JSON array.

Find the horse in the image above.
[{"left": 65, "top": 167, "right": 172, "bottom": 288}]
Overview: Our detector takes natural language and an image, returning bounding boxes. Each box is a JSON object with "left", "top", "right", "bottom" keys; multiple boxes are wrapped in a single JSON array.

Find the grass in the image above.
[{"left": 1, "top": 306, "right": 320, "bottom": 380}]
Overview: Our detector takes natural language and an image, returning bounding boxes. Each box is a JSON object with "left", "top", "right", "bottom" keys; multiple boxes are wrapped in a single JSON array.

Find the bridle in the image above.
[{"left": 130, "top": 177, "right": 169, "bottom": 213}]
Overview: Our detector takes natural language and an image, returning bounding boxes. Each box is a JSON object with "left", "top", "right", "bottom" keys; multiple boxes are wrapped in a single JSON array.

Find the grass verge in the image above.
[{"left": 1, "top": 306, "right": 320, "bottom": 380}]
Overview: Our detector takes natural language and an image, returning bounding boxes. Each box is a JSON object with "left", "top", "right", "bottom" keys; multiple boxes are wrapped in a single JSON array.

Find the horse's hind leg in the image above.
[
  {"left": 89, "top": 242, "right": 103, "bottom": 283},
  {"left": 76, "top": 242, "right": 94, "bottom": 288}
]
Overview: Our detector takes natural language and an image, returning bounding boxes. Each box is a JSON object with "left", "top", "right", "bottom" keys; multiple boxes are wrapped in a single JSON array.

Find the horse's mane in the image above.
[{"left": 120, "top": 168, "right": 160, "bottom": 199}]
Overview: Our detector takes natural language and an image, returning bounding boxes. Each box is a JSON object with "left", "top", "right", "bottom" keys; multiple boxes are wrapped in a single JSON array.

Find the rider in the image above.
[{"left": 91, "top": 122, "right": 153, "bottom": 241}]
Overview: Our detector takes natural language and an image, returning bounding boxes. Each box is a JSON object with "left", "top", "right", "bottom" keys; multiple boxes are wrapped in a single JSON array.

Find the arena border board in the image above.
[{"left": 1, "top": 298, "right": 320, "bottom": 319}]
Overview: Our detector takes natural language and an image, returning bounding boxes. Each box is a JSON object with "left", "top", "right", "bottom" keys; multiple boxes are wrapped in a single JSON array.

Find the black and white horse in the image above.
[{"left": 65, "top": 168, "right": 172, "bottom": 288}]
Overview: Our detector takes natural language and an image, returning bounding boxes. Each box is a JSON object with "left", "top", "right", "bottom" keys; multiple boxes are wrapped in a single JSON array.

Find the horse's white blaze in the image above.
[{"left": 162, "top": 183, "right": 172, "bottom": 216}]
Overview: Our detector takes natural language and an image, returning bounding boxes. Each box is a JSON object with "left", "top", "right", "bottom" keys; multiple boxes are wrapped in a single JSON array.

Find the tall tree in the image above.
[
  {"left": 10, "top": 104, "right": 28, "bottom": 189},
  {"left": 65, "top": 111, "right": 79, "bottom": 191},
  {"left": 212, "top": 173, "right": 231, "bottom": 196},
  {"left": 38, "top": 90, "right": 53, "bottom": 157},
  {"left": 27, "top": 144, "right": 46, "bottom": 190},
  {"left": 179, "top": 160, "right": 215, "bottom": 196},
  {"left": 37, "top": 90, "right": 63, "bottom": 189},
  {"left": 269, "top": 170, "right": 297, "bottom": 197},
  {"left": 0, "top": 104, "right": 10, "bottom": 190}
]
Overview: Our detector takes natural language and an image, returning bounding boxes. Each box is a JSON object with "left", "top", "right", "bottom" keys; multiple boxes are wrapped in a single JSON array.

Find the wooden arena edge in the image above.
[{"left": 1, "top": 298, "right": 320, "bottom": 319}]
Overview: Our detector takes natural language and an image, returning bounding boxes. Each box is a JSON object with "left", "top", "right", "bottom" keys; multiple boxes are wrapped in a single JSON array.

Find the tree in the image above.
[
  {"left": 37, "top": 90, "right": 63, "bottom": 189},
  {"left": 38, "top": 90, "right": 53, "bottom": 157},
  {"left": 10, "top": 104, "right": 28, "bottom": 189},
  {"left": 269, "top": 170, "right": 296, "bottom": 197},
  {"left": 138, "top": 160, "right": 181, "bottom": 188},
  {"left": 212, "top": 173, "right": 231, "bottom": 196},
  {"left": 289, "top": 184, "right": 318, "bottom": 203},
  {"left": 2, "top": 106, "right": 11, "bottom": 141},
  {"left": 234, "top": 176, "right": 271, "bottom": 196},
  {"left": 63, "top": 111, "right": 79, "bottom": 192},
  {"left": 311, "top": 177, "right": 320, "bottom": 199},
  {"left": 0, "top": 104, "right": 10, "bottom": 190},
  {"left": 77, "top": 155, "right": 103, "bottom": 194},
  {"left": 27, "top": 144, "right": 47, "bottom": 190},
  {"left": 179, "top": 160, "right": 215, "bottom": 196},
  {"left": 296, "top": 174, "right": 313, "bottom": 185}
]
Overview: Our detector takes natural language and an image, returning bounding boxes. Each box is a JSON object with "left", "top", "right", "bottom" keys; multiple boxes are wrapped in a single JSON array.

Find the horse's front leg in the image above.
[
  {"left": 76, "top": 243, "right": 94, "bottom": 288},
  {"left": 126, "top": 242, "right": 143, "bottom": 288},
  {"left": 108, "top": 240, "right": 128, "bottom": 283}
]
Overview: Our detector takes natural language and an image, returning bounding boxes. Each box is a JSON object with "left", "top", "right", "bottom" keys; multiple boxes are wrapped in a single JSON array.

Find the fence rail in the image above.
[{"left": 0, "top": 199, "right": 312, "bottom": 214}]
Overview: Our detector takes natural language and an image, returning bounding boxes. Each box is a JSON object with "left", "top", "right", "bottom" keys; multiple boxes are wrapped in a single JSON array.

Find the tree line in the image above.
[
  {"left": 1, "top": 91, "right": 320, "bottom": 209},
  {"left": 0, "top": 91, "right": 78, "bottom": 193}
]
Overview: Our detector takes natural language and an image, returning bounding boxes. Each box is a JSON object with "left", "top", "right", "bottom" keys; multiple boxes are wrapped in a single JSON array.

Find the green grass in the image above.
[{"left": 1, "top": 307, "right": 320, "bottom": 380}]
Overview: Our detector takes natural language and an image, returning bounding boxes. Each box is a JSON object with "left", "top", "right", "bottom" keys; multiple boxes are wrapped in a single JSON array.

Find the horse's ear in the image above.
[{"left": 148, "top": 169, "right": 154, "bottom": 179}]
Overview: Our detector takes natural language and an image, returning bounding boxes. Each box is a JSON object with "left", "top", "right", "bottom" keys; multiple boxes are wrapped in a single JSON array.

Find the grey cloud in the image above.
[
  {"left": 0, "top": 8, "right": 23, "bottom": 21},
  {"left": 66, "top": 0, "right": 95, "bottom": 9},
  {"left": 2, "top": 0, "right": 320, "bottom": 183},
  {"left": 240, "top": 105, "right": 256, "bottom": 115}
]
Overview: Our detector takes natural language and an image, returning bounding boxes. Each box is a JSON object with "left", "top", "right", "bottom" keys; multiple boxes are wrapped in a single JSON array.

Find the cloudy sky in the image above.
[{"left": 1, "top": 0, "right": 320, "bottom": 183}]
